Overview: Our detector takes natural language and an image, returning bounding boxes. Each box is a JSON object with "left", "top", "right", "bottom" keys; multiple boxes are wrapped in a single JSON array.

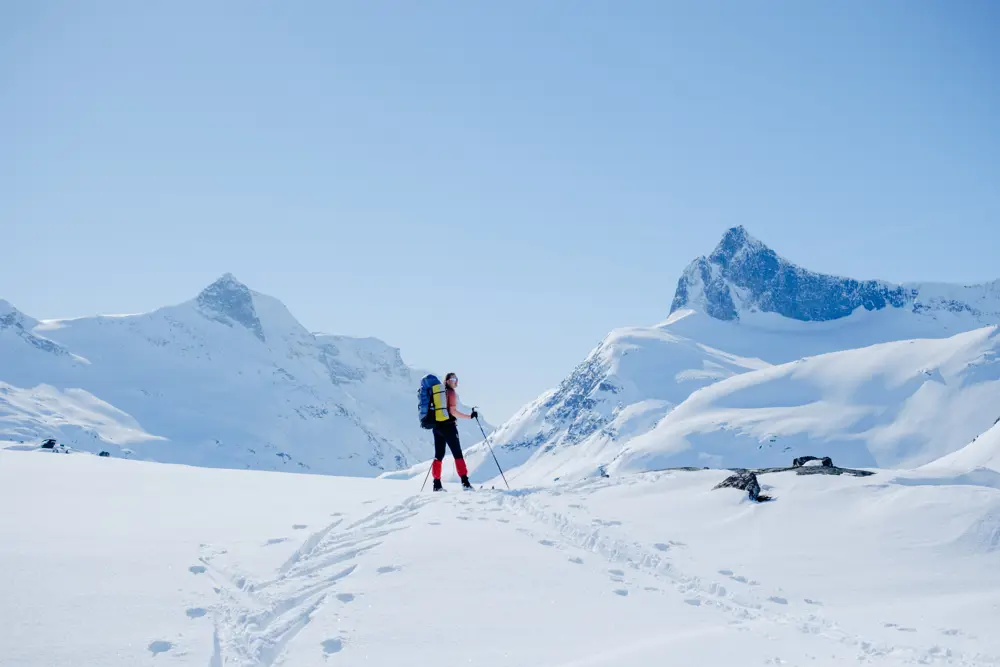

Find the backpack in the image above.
[{"left": 418, "top": 374, "right": 448, "bottom": 429}]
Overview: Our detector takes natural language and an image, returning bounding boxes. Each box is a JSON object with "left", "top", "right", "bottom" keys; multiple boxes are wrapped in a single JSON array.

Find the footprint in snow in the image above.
[
  {"left": 768, "top": 596, "right": 788, "bottom": 605},
  {"left": 653, "top": 543, "right": 670, "bottom": 552},
  {"left": 377, "top": 566, "right": 400, "bottom": 574},
  {"left": 538, "top": 539, "right": 556, "bottom": 547},
  {"left": 336, "top": 593, "right": 355, "bottom": 603},
  {"left": 322, "top": 638, "right": 344, "bottom": 655},
  {"left": 188, "top": 566, "right": 206, "bottom": 575},
  {"left": 731, "top": 575, "right": 748, "bottom": 584},
  {"left": 608, "top": 569, "right": 625, "bottom": 576},
  {"left": 264, "top": 538, "right": 289, "bottom": 546},
  {"left": 292, "top": 524, "right": 308, "bottom": 530},
  {"left": 685, "top": 598, "right": 702, "bottom": 606},
  {"left": 569, "top": 504, "right": 584, "bottom": 509},
  {"left": 428, "top": 521, "right": 441, "bottom": 526},
  {"left": 613, "top": 589, "right": 629, "bottom": 597},
  {"left": 941, "top": 629, "right": 962, "bottom": 636},
  {"left": 718, "top": 569, "right": 734, "bottom": 576},
  {"left": 569, "top": 557, "right": 584, "bottom": 565},
  {"left": 456, "top": 516, "right": 470, "bottom": 521},
  {"left": 669, "top": 540, "right": 686, "bottom": 547},
  {"left": 148, "top": 640, "right": 173, "bottom": 656},
  {"left": 185, "top": 607, "right": 207, "bottom": 619},
  {"left": 644, "top": 586, "right": 659, "bottom": 592},
  {"left": 884, "top": 623, "right": 899, "bottom": 628},
  {"left": 898, "top": 627, "right": 917, "bottom": 633},
  {"left": 496, "top": 518, "right": 510, "bottom": 523},
  {"left": 804, "top": 599, "right": 822, "bottom": 606}
]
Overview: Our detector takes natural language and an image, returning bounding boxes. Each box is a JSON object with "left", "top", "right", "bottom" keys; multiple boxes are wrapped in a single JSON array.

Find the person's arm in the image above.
[{"left": 448, "top": 391, "right": 477, "bottom": 420}]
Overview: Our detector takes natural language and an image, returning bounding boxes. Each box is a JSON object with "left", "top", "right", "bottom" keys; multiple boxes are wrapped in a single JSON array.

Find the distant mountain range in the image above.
[
  {"left": 455, "top": 227, "right": 1000, "bottom": 485},
  {"left": 1, "top": 274, "right": 488, "bottom": 475}
]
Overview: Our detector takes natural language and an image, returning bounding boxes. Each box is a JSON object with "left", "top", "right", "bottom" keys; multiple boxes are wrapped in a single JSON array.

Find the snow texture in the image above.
[{"left": 3, "top": 449, "right": 999, "bottom": 666}]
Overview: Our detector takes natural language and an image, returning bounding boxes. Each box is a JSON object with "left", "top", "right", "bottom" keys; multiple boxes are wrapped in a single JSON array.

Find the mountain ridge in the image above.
[
  {"left": 454, "top": 227, "right": 1000, "bottom": 486},
  {"left": 670, "top": 226, "right": 1000, "bottom": 324}
]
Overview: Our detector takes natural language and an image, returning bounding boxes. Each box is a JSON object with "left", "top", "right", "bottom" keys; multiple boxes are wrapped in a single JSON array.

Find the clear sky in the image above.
[{"left": 3, "top": 1, "right": 998, "bottom": 421}]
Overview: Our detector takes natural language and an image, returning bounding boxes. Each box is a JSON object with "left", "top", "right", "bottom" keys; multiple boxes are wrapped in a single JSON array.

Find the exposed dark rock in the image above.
[
  {"left": 713, "top": 470, "right": 765, "bottom": 502},
  {"left": 671, "top": 226, "right": 909, "bottom": 322},
  {"left": 196, "top": 274, "right": 266, "bottom": 342},
  {"left": 755, "top": 455, "right": 874, "bottom": 478},
  {"left": 792, "top": 455, "right": 833, "bottom": 468}
]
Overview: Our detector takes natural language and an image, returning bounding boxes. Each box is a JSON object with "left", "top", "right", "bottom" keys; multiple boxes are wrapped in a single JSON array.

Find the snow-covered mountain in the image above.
[
  {"left": 671, "top": 225, "right": 1000, "bottom": 326},
  {"left": 462, "top": 227, "right": 1000, "bottom": 485},
  {"left": 0, "top": 275, "right": 487, "bottom": 475}
]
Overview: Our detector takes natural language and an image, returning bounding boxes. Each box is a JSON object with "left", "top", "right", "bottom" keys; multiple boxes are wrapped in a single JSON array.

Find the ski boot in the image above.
[{"left": 433, "top": 478, "right": 445, "bottom": 492}]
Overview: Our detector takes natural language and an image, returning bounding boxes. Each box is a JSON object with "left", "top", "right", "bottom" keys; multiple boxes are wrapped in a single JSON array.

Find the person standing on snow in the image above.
[{"left": 432, "top": 372, "right": 477, "bottom": 492}]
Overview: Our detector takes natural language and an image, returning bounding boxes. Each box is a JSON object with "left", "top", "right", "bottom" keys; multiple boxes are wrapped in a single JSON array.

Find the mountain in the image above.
[
  {"left": 670, "top": 225, "right": 1000, "bottom": 325},
  {"left": 0, "top": 274, "right": 488, "bottom": 475},
  {"left": 459, "top": 227, "right": 1000, "bottom": 485},
  {"left": 606, "top": 325, "right": 1000, "bottom": 475}
]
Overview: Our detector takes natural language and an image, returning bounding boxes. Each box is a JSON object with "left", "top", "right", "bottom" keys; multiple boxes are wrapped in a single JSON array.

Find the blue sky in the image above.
[{"left": 3, "top": 1, "right": 998, "bottom": 420}]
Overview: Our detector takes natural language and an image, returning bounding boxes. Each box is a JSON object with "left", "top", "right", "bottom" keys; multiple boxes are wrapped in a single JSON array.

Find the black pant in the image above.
[{"left": 433, "top": 421, "right": 464, "bottom": 461}]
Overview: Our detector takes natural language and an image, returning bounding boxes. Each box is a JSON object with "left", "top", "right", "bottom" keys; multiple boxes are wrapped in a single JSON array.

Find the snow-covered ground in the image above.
[{"left": 4, "top": 447, "right": 999, "bottom": 666}]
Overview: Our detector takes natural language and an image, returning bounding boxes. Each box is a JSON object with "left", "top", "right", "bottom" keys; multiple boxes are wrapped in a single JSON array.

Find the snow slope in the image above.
[
  {"left": 476, "top": 227, "right": 1000, "bottom": 485},
  {"left": 608, "top": 325, "right": 1000, "bottom": 474},
  {"left": 0, "top": 275, "right": 488, "bottom": 476},
  {"left": 890, "top": 421, "right": 1000, "bottom": 493},
  {"left": 3, "top": 448, "right": 999, "bottom": 666},
  {"left": 929, "top": 420, "right": 1000, "bottom": 473},
  {"left": 0, "top": 382, "right": 164, "bottom": 450}
]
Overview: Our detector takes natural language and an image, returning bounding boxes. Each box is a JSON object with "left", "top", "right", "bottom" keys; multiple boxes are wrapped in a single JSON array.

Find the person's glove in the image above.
[{"left": 470, "top": 409, "right": 479, "bottom": 420}]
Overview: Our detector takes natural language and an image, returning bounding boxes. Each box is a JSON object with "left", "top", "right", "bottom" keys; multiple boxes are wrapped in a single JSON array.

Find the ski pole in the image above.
[
  {"left": 475, "top": 414, "right": 510, "bottom": 490},
  {"left": 420, "top": 462, "right": 433, "bottom": 492}
]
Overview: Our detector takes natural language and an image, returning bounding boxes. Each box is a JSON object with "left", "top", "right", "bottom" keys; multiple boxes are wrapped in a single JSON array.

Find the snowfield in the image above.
[{"left": 4, "top": 447, "right": 999, "bottom": 667}]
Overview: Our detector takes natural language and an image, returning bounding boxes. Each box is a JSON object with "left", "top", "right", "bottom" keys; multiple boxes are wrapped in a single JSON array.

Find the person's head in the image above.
[{"left": 445, "top": 372, "right": 458, "bottom": 388}]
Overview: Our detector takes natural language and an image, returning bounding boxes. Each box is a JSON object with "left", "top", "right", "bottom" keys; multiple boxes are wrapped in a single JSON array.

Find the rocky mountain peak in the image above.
[{"left": 196, "top": 274, "right": 266, "bottom": 342}]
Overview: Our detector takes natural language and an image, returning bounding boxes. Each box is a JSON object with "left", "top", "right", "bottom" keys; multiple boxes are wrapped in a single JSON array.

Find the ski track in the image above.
[
  {"left": 194, "top": 485, "right": 999, "bottom": 666},
  {"left": 487, "top": 487, "right": 1000, "bottom": 667},
  {"left": 201, "top": 497, "right": 426, "bottom": 666}
]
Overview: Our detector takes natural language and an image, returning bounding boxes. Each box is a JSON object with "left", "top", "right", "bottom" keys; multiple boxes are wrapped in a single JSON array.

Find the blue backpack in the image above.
[{"left": 418, "top": 374, "right": 448, "bottom": 429}]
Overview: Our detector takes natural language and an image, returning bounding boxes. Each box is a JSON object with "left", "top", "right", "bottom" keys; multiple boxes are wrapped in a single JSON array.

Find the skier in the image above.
[{"left": 432, "top": 372, "right": 477, "bottom": 492}]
